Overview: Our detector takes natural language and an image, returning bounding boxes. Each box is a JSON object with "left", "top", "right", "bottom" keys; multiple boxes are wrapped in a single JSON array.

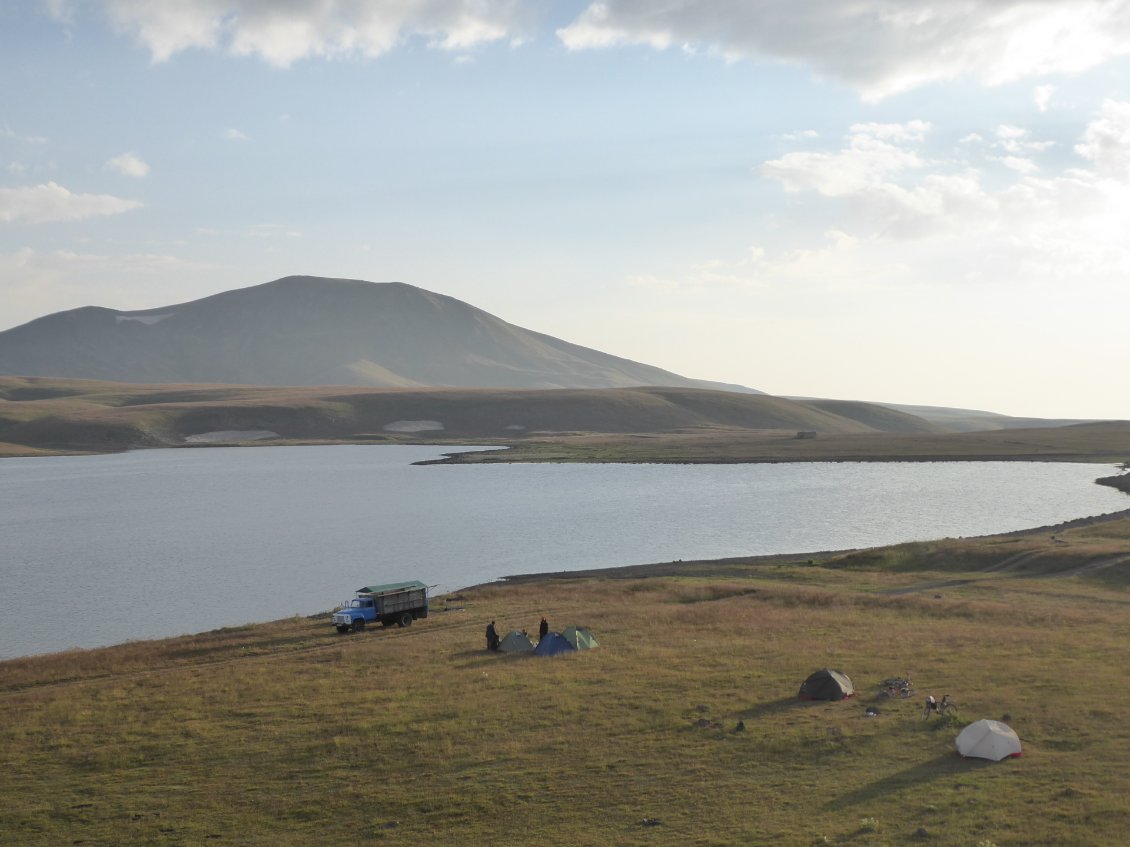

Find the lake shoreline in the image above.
[{"left": 492, "top": 503, "right": 1130, "bottom": 586}]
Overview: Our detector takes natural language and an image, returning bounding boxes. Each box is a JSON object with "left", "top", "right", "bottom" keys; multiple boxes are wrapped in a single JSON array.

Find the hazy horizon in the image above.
[{"left": 3, "top": 2, "right": 1130, "bottom": 420}]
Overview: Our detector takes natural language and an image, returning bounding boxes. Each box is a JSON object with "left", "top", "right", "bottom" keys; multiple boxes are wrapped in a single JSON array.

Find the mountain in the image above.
[{"left": 0, "top": 276, "right": 760, "bottom": 393}]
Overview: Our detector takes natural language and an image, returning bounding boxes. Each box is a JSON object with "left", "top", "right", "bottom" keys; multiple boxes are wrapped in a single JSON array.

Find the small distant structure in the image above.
[{"left": 795, "top": 430, "right": 817, "bottom": 440}]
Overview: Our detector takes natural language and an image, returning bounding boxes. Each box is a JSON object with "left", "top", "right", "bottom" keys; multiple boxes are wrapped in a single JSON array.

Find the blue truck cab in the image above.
[{"left": 332, "top": 580, "right": 429, "bottom": 633}]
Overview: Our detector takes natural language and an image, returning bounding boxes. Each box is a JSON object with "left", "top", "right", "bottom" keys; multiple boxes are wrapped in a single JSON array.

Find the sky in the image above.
[{"left": 2, "top": 1, "right": 1130, "bottom": 420}]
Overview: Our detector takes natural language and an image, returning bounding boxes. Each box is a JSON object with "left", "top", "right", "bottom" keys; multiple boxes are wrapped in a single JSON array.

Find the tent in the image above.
[
  {"left": 955, "top": 720, "right": 1022, "bottom": 761},
  {"left": 534, "top": 632, "right": 576, "bottom": 657},
  {"left": 561, "top": 626, "right": 599, "bottom": 650},
  {"left": 497, "top": 630, "right": 535, "bottom": 653},
  {"left": 798, "top": 669, "right": 855, "bottom": 701}
]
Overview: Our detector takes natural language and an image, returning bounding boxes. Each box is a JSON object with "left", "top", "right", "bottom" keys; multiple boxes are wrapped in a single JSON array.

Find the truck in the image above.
[{"left": 332, "top": 580, "right": 429, "bottom": 633}]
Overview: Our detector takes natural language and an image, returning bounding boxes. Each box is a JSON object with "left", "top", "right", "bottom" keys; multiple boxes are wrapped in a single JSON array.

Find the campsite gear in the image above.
[
  {"left": 955, "top": 719, "right": 1022, "bottom": 761},
  {"left": 798, "top": 669, "right": 855, "bottom": 700},
  {"left": 880, "top": 676, "right": 913, "bottom": 698},
  {"left": 534, "top": 632, "right": 576, "bottom": 657},
  {"left": 562, "top": 625, "right": 599, "bottom": 650},
  {"left": 497, "top": 630, "right": 536, "bottom": 653}
]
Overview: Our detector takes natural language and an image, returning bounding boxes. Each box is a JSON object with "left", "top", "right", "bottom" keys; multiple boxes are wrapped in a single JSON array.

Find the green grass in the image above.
[{"left": 4, "top": 522, "right": 1130, "bottom": 846}]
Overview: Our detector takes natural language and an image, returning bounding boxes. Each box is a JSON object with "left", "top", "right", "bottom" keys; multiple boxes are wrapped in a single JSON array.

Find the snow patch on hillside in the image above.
[
  {"left": 116, "top": 313, "right": 173, "bottom": 325},
  {"left": 184, "top": 430, "right": 279, "bottom": 443},
  {"left": 384, "top": 420, "right": 444, "bottom": 432}
]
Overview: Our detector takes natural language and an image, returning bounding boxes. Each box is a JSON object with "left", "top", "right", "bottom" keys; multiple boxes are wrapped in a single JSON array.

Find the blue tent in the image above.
[{"left": 534, "top": 632, "right": 576, "bottom": 657}]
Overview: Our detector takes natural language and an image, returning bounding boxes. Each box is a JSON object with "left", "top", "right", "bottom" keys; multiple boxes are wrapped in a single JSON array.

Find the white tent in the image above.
[{"left": 955, "top": 720, "right": 1022, "bottom": 761}]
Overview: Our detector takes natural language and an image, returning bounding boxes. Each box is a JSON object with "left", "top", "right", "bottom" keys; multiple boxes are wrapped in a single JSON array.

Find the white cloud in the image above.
[
  {"left": 222, "top": 127, "right": 248, "bottom": 141},
  {"left": 1074, "top": 99, "right": 1130, "bottom": 180},
  {"left": 0, "top": 182, "right": 142, "bottom": 224},
  {"left": 1034, "top": 84, "right": 1056, "bottom": 112},
  {"left": 1, "top": 126, "right": 49, "bottom": 145},
  {"left": 245, "top": 223, "right": 302, "bottom": 240},
  {"left": 994, "top": 124, "right": 1054, "bottom": 155},
  {"left": 762, "top": 121, "right": 927, "bottom": 197},
  {"left": 96, "top": 0, "right": 533, "bottom": 66},
  {"left": 105, "top": 151, "right": 150, "bottom": 177},
  {"left": 558, "top": 1, "right": 1130, "bottom": 100},
  {"left": 998, "top": 155, "right": 1039, "bottom": 174},
  {"left": 645, "top": 101, "right": 1130, "bottom": 299}
]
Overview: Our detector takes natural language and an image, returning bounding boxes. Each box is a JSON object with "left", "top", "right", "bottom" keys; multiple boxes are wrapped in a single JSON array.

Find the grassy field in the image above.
[
  {"left": 4, "top": 514, "right": 1130, "bottom": 846},
  {"left": 428, "top": 423, "right": 1130, "bottom": 465}
]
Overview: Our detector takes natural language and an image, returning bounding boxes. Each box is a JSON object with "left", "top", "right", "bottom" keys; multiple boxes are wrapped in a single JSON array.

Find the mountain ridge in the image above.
[{"left": 0, "top": 275, "right": 760, "bottom": 394}]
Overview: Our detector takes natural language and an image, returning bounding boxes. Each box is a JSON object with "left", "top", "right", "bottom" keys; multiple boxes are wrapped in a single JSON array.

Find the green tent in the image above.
[
  {"left": 562, "top": 626, "right": 599, "bottom": 650},
  {"left": 498, "top": 631, "right": 535, "bottom": 653}
]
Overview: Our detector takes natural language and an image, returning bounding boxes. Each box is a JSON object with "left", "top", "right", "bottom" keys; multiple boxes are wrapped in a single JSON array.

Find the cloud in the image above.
[
  {"left": 557, "top": 1, "right": 1130, "bottom": 100},
  {"left": 222, "top": 127, "right": 249, "bottom": 141},
  {"left": 1, "top": 126, "right": 49, "bottom": 145},
  {"left": 0, "top": 182, "right": 142, "bottom": 224},
  {"left": 105, "top": 151, "right": 150, "bottom": 177},
  {"left": 995, "top": 124, "right": 1054, "bottom": 154},
  {"left": 642, "top": 101, "right": 1130, "bottom": 297},
  {"left": 1034, "top": 84, "right": 1056, "bottom": 112},
  {"left": 762, "top": 121, "right": 928, "bottom": 197},
  {"left": 782, "top": 129, "right": 818, "bottom": 142},
  {"left": 95, "top": 0, "right": 534, "bottom": 66},
  {"left": 1074, "top": 98, "right": 1130, "bottom": 180},
  {"left": 998, "top": 155, "right": 1039, "bottom": 174}
]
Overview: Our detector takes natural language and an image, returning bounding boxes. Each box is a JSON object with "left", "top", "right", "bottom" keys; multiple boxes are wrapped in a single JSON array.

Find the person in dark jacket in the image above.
[
  {"left": 486, "top": 621, "right": 499, "bottom": 651},
  {"left": 538, "top": 617, "right": 549, "bottom": 641}
]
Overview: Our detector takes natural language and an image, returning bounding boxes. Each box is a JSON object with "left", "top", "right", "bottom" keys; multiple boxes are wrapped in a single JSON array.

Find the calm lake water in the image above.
[{"left": 1, "top": 445, "right": 1126, "bottom": 659}]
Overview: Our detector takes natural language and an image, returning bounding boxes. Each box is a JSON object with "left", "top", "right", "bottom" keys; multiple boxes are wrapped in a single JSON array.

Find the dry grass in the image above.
[
  {"left": 4, "top": 562, "right": 1130, "bottom": 846},
  {"left": 2, "top": 376, "right": 1129, "bottom": 463}
]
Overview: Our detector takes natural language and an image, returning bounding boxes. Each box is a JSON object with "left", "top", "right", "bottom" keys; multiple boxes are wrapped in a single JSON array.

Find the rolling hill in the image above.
[
  {"left": 0, "top": 378, "right": 943, "bottom": 456},
  {"left": 0, "top": 275, "right": 758, "bottom": 393}
]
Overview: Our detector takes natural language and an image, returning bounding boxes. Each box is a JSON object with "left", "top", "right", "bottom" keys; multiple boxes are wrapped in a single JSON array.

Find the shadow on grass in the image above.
[
  {"left": 451, "top": 649, "right": 540, "bottom": 667},
  {"left": 736, "top": 696, "right": 812, "bottom": 720},
  {"left": 824, "top": 752, "right": 991, "bottom": 810}
]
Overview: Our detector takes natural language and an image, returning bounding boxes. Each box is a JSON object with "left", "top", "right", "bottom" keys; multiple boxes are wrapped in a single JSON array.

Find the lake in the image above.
[{"left": 1, "top": 445, "right": 1126, "bottom": 659}]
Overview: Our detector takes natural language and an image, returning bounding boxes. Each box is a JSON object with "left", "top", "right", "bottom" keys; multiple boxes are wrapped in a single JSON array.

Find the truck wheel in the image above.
[
  {"left": 352, "top": 619, "right": 366, "bottom": 633},
  {"left": 397, "top": 612, "right": 413, "bottom": 628}
]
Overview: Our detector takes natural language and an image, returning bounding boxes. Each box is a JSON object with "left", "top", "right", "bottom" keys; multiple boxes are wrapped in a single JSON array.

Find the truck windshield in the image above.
[{"left": 349, "top": 599, "right": 364, "bottom": 608}]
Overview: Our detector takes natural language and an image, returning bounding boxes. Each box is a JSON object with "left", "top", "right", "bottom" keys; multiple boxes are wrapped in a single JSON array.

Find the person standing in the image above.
[
  {"left": 486, "top": 620, "right": 499, "bottom": 651},
  {"left": 538, "top": 617, "right": 549, "bottom": 642}
]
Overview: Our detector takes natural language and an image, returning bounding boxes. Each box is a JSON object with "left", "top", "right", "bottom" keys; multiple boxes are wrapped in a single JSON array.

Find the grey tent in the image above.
[
  {"left": 955, "top": 720, "right": 1022, "bottom": 761},
  {"left": 497, "top": 630, "right": 535, "bottom": 653},
  {"left": 798, "top": 668, "right": 855, "bottom": 700}
]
